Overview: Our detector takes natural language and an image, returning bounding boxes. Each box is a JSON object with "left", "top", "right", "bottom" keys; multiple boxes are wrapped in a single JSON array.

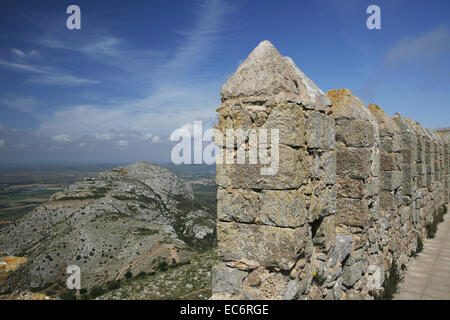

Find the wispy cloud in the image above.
[
  {"left": 0, "top": 96, "right": 40, "bottom": 114},
  {"left": 114, "top": 140, "right": 129, "bottom": 148},
  {"left": 10, "top": 48, "right": 39, "bottom": 60},
  {"left": 0, "top": 54, "right": 99, "bottom": 87},
  {"left": 51, "top": 134, "right": 75, "bottom": 143},
  {"left": 36, "top": 0, "right": 232, "bottom": 138},
  {"left": 38, "top": 36, "right": 166, "bottom": 75},
  {"left": 0, "top": 139, "right": 4, "bottom": 148},
  {"left": 1, "top": 0, "right": 234, "bottom": 161},
  {"left": 385, "top": 24, "right": 450, "bottom": 64},
  {"left": 26, "top": 74, "right": 99, "bottom": 86},
  {"left": 161, "top": 0, "right": 237, "bottom": 76}
]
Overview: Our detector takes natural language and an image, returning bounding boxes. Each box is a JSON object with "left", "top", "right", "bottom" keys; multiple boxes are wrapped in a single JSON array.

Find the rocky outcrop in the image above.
[
  {"left": 0, "top": 162, "right": 215, "bottom": 294},
  {"left": 212, "top": 41, "right": 449, "bottom": 300}
]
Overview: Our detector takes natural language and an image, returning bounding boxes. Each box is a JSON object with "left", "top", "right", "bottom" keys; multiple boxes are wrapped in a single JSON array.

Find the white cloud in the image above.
[
  {"left": 143, "top": 133, "right": 153, "bottom": 140},
  {"left": 38, "top": 36, "right": 166, "bottom": 74},
  {"left": 79, "top": 142, "right": 87, "bottom": 147},
  {"left": 27, "top": 74, "right": 99, "bottom": 86},
  {"left": 0, "top": 57, "right": 99, "bottom": 87},
  {"left": 385, "top": 24, "right": 450, "bottom": 64},
  {"left": 0, "top": 139, "right": 4, "bottom": 148},
  {"left": 51, "top": 134, "right": 75, "bottom": 143},
  {"left": 10, "top": 48, "right": 39, "bottom": 60},
  {"left": 15, "top": 143, "right": 26, "bottom": 149},
  {"left": 11, "top": 48, "right": 25, "bottom": 59},
  {"left": 115, "top": 140, "right": 129, "bottom": 148},
  {"left": 21, "top": 0, "right": 232, "bottom": 150},
  {"left": 0, "top": 96, "right": 40, "bottom": 113},
  {"left": 95, "top": 133, "right": 112, "bottom": 141}
]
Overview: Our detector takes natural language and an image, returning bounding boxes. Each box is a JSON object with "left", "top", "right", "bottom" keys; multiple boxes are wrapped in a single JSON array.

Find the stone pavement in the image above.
[{"left": 395, "top": 212, "right": 450, "bottom": 300}]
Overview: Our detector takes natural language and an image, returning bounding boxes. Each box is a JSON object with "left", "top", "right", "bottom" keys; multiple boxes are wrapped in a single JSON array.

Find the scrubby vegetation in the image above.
[
  {"left": 427, "top": 204, "right": 448, "bottom": 239},
  {"left": 375, "top": 259, "right": 400, "bottom": 300},
  {"left": 97, "top": 249, "right": 218, "bottom": 300}
]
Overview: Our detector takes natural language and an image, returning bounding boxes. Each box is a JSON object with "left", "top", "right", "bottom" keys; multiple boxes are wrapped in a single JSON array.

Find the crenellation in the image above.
[{"left": 212, "top": 41, "right": 449, "bottom": 300}]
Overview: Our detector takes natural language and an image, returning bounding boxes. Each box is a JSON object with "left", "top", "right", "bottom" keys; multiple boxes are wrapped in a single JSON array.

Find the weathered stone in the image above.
[
  {"left": 283, "top": 279, "right": 303, "bottom": 300},
  {"left": 213, "top": 40, "right": 447, "bottom": 301},
  {"left": 212, "top": 263, "right": 247, "bottom": 295},
  {"left": 216, "top": 144, "right": 304, "bottom": 189},
  {"left": 221, "top": 41, "right": 331, "bottom": 111},
  {"left": 380, "top": 190, "right": 395, "bottom": 212},
  {"left": 380, "top": 152, "right": 396, "bottom": 172},
  {"left": 260, "top": 189, "right": 307, "bottom": 227},
  {"left": 217, "top": 222, "right": 307, "bottom": 270},
  {"left": 337, "top": 177, "right": 363, "bottom": 199},
  {"left": 309, "top": 184, "right": 336, "bottom": 221},
  {"left": 260, "top": 102, "right": 306, "bottom": 146},
  {"left": 336, "top": 148, "right": 371, "bottom": 179},
  {"left": 381, "top": 171, "right": 402, "bottom": 191},
  {"left": 321, "top": 151, "right": 336, "bottom": 185},
  {"left": 336, "top": 198, "right": 368, "bottom": 227},
  {"left": 342, "top": 261, "right": 363, "bottom": 287},
  {"left": 335, "top": 119, "right": 375, "bottom": 148},
  {"left": 328, "top": 235, "right": 353, "bottom": 268},
  {"left": 217, "top": 188, "right": 258, "bottom": 223},
  {"left": 312, "top": 215, "right": 335, "bottom": 252},
  {"left": 305, "top": 111, "right": 333, "bottom": 149}
]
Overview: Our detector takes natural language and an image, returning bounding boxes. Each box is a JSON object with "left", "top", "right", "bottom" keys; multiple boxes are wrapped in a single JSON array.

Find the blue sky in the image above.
[{"left": 0, "top": 0, "right": 449, "bottom": 163}]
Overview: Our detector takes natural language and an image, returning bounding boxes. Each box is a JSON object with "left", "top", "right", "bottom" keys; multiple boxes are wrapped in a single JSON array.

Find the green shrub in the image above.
[
  {"left": 375, "top": 260, "right": 400, "bottom": 300},
  {"left": 312, "top": 272, "right": 326, "bottom": 286},
  {"left": 416, "top": 236, "right": 423, "bottom": 254},
  {"left": 124, "top": 271, "right": 133, "bottom": 279},
  {"left": 60, "top": 290, "right": 77, "bottom": 300},
  {"left": 157, "top": 260, "right": 168, "bottom": 272},
  {"left": 79, "top": 288, "right": 87, "bottom": 295},
  {"left": 89, "top": 286, "right": 106, "bottom": 299},
  {"left": 106, "top": 280, "right": 120, "bottom": 290},
  {"left": 45, "top": 290, "right": 55, "bottom": 297}
]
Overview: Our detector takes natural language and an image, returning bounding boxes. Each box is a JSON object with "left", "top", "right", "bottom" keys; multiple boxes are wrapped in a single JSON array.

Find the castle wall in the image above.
[{"left": 212, "top": 41, "right": 449, "bottom": 300}]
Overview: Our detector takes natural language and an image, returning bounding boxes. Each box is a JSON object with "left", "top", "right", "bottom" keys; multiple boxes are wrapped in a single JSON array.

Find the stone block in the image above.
[
  {"left": 260, "top": 189, "right": 308, "bottom": 227},
  {"left": 212, "top": 263, "right": 247, "bottom": 295},
  {"left": 260, "top": 102, "right": 306, "bottom": 147},
  {"left": 336, "top": 148, "right": 371, "bottom": 179},
  {"left": 381, "top": 171, "right": 402, "bottom": 191},
  {"left": 217, "top": 222, "right": 307, "bottom": 270},
  {"left": 216, "top": 144, "right": 304, "bottom": 189},
  {"left": 337, "top": 177, "right": 363, "bottom": 199},
  {"left": 335, "top": 119, "right": 375, "bottom": 148},
  {"left": 380, "top": 152, "right": 396, "bottom": 172},
  {"left": 217, "top": 188, "right": 258, "bottom": 223},
  {"left": 304, "top": 111, "right": 334, "bottom": 150},
  {"left": 335, "top": 197, "right": 368, "bottom": 227}
]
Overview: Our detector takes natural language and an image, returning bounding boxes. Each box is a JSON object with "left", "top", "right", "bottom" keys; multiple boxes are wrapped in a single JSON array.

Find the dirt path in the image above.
[{"left": 115, "top": 244, "right": 180, "bottom": 280}]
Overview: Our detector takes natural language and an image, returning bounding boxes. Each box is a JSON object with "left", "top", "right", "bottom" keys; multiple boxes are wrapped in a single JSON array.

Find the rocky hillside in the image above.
[{"left": 0, "top": 162, "right": 216, "bottom": 297}]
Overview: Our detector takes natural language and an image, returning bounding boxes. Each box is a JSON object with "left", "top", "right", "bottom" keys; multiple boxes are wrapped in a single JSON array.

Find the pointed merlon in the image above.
[
  {"left": 327, "top": 89, "right": 372, "bottom": 121},
  {"left": 220, "top": 40, "right": 331, "bottom": 109}
]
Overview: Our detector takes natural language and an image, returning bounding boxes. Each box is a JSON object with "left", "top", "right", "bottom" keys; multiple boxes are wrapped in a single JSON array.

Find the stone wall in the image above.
[{"left": 212, "top": 41, "right": 449, "bottom": 300}]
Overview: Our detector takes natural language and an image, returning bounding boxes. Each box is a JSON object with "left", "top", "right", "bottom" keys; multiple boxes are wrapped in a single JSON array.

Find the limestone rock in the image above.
[{"left": 217, "top": 222, "right": 307, "bottom": 270}]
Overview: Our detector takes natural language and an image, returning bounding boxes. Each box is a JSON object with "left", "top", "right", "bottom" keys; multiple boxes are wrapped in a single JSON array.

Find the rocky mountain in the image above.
[{"left": 0, "top": 162, "right": 216, "bottom": 296}]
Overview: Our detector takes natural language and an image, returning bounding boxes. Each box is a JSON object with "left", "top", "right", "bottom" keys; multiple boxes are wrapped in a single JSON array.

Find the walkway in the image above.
[{"left": 395, "top": 211, "right": 450, "bottom": 300}]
